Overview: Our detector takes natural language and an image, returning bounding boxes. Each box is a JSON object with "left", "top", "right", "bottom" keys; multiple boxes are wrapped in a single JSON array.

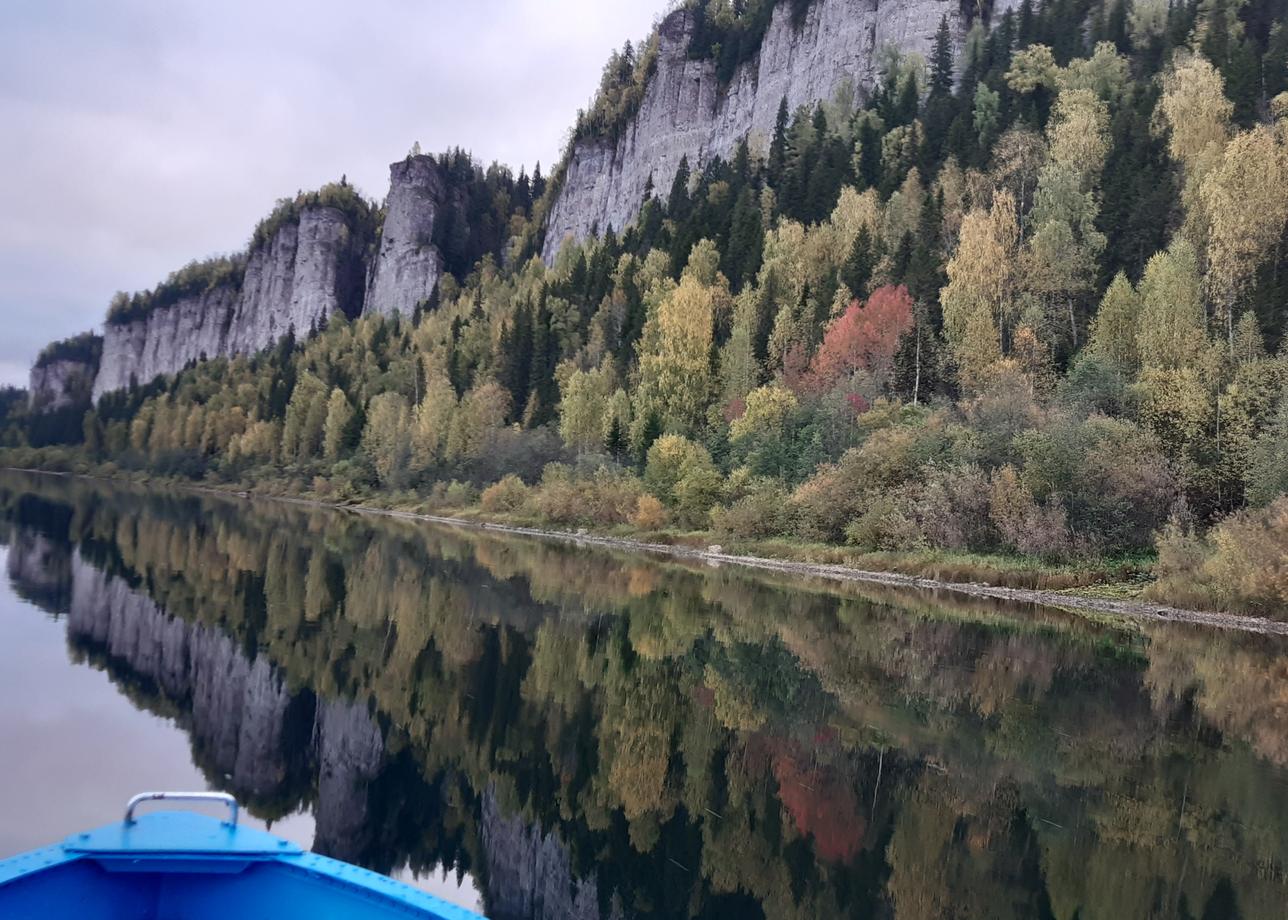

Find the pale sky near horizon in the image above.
[{"left": 0, "top": 0, "right": 669, "bottom": 387}]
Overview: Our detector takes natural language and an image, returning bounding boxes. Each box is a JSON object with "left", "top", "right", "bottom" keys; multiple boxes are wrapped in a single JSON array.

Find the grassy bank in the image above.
[
  {"left": 2, "top": 445, "right": 1156, "bottom": 592},
  {"left": 27, "top": 462, "right": 1288, "bottom": 638}
]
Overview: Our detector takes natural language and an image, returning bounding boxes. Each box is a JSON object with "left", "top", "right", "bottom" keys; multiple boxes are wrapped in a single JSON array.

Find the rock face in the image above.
[
  {"left": 29, "top": 358, "right": 98, "bottom": 412},
  {"left": 93, "top": 284, "right": 240, "bottom": 399},
  {"left": 543, "top": 0, "right": 1010, "bottom": 262},
  {"left": 93, "top": 205, "right": 370, "bottom": 400},
  {"left": 365, "top": 156, "right": 448, "bottom": 318},
  {"left": 226, "top": 206, "right": 369, "bottom": 354}
]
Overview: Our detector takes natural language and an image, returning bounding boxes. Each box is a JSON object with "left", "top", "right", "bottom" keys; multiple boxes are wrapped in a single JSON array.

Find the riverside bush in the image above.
[
  {"left": 1149, "top": 498, "right": 1288, "bottom": 615},
  {"left": 480, "top": 474, "right": 530, "bottom": 513}
]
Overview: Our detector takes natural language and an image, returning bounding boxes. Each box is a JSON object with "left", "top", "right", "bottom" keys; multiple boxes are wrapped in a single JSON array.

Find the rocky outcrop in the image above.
[
  {"left": 93, "top": 206, "right": 369, "bottom": 400},
  {"left": 543, "top": 0, "right": 1014, "bottom": 261},
  {"left": 29, "top": 359, "right": 98, "bottom": 412},
  {"left": 93, "top": 284, "right": 239, "bottom": 399},
  {"left": 226, "top": 206, "right": 368, "bottom": 353},
  {"left": 481, "top": 786, "right": 613, "bottom": 920},
  {"left": 28, "top": 333, "right": 101, "bottom": 412},
  {"left": 364, "top": 156, "right": 448, "bottom": 318}
]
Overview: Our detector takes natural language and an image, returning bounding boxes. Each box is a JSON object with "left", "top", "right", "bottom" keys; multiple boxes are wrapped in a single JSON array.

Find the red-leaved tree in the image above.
[{"left": 807, "top": 284, "right": 914, "bottom": 393}]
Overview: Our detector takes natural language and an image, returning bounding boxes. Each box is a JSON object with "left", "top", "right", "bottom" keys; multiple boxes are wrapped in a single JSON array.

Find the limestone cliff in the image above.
[
  {"left": 28, "top": 333, "right": 101, "bottom": 412},
  {"left": 94, "top": 283, "right": 240, "bottom": 399},
  {"left": 93, "top": 205, "right": 371, "bottom": 400},
  {"left": 543, "top": 0, "right": 1016, "bottom": 262},
  {"left": 364, "top": 155, "right": 448, "bottom": 318},
  {"left": 226, "top": 206, "right": 368, "bottom": 354}
]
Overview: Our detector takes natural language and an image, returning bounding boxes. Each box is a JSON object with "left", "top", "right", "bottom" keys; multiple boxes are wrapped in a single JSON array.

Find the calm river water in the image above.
[{"left": 1, "top": 469, "right": 1286, "bottom": 919}]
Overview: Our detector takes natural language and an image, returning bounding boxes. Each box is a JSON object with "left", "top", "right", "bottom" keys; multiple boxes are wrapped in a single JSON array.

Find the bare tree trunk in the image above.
[{"left": 912, "top": 321, "right": 922, "bottom": 406}]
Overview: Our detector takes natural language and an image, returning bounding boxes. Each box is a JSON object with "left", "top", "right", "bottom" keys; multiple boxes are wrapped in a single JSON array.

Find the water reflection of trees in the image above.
[{"left": 3, "top": 471, "right": 1287, "bottom": 919}]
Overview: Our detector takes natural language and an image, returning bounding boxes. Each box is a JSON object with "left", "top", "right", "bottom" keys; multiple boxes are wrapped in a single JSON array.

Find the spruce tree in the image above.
[
  {"left": 768, "top": 97, "right": 790, "bottom": 188},
  {"left": 856, "top": 119, "right": 883, "bottom": 191},
  {"left": 724, "top": 186, "right": 765, "bottom": 292},
  {"left": 604, "top": 415, "right": 627, "bottom": 461},
  {"left": 667, "top": 156, "right": 692, "bottom": 221},
  {"left": 930, "top": 16, "right": 954, "bottom": 98},
  {"left": 925, "top": 16, "right": 957, "bottom": 157},
  {"left": 527, "top": 289, "right": 558, "bottom": 427},
  {"left": 841, "top": 225, "right": 876, "bottom": 299}
]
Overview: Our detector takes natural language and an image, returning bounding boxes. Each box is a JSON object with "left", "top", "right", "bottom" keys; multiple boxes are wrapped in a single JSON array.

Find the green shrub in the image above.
[
  {"left": 711, "top": 479, "right": 792, "bottom": 539},
  {"left": 844, "top": 490, "right": 924, "bottom": 552},
  {"left": 530, "top": 463, "right": 643, "bottom": 527},
  {"left": 443, "top": 480, "right": 478, "bottom": 507},
  {"left": 1148, "top": 499, "right": 1288, "bottom": 615},
  {"left": 480, "top": 474, "right": 530, "bottom": 513}
]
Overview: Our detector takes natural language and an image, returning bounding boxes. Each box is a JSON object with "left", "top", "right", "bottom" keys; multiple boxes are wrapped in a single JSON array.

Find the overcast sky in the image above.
[{"left": 0, "top": 0, "right": 668, "bottom": 387}]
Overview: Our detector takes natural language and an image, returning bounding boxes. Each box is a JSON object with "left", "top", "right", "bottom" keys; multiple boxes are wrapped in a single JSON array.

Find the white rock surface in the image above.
[
  {"left": 94, "top": 206, "right": 365, "bottom": 400},
  {"left": 93, "top": 285, "right": 239, "bottom": 399},
  {"left": 365, "top": 155, "right": 447, "bottom": 318},
  {"left": 543, "top": 0, "right": 987, "bottom": 262},
  {"left": 29, "top": 358, "right": 97, "bottom": 412}
]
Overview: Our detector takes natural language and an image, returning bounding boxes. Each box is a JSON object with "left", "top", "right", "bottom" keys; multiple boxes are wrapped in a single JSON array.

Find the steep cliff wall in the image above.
[
  {"left": 365, "top": 156, "right": 448, "bottom": 318},
  {"left": 29, "top": 359, "right": 98, "bottom": 412},
  {"left": 93, "top": 205, "right": 370, "bottom": 400},
  {"left": 543, "top": 0, "right": 1009, "bottom": 262},
  {"left": 94, "top": 284, "right": 240, "bottom": 399},
  {"left": 28, "top": 333, "right": 102, "bottom": 412}
]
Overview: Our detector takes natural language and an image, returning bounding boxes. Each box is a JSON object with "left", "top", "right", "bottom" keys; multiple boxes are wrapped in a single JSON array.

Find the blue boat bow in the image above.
[{"left": 0, "top": 791, "right": 484, "bottom": 919}]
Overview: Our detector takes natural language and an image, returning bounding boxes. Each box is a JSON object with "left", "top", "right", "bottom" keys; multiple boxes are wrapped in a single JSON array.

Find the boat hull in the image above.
[{"left": 0, "top": 811, "right": 483, "bottom": 919}]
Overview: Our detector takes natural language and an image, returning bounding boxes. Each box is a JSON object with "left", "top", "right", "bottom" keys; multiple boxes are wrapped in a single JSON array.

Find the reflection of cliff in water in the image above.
[
  {"left": 4, "top": 511, "right": 592, "bottom": 918},
  {"left": 5, "top": 494, "right": 75, "bottom": 613},
  {"left": 3, "top": 470, "right": 1288, "bottom": 920},
  {"left": 66, "top": 552, "right": 318, "bottom": 817}
]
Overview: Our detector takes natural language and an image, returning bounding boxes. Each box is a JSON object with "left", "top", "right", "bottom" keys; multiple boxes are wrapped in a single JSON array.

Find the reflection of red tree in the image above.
[{"left": 770, "top": 743, "right": 865, "bottom": 863}]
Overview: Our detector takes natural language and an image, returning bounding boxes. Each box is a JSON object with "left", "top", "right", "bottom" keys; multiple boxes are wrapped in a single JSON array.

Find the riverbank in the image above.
[{"left": 5, "top": 463, "right": 1286, "bottom": 636}]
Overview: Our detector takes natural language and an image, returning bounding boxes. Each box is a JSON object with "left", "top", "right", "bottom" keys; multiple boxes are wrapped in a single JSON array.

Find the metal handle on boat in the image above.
[{"left": 124, "top": 791, "right": 240, "bottom": 826}]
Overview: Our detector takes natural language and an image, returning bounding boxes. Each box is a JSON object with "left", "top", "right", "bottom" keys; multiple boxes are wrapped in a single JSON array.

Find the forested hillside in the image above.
[{"left": 7, "top": 0, "right": 1288, "bottom": 615}]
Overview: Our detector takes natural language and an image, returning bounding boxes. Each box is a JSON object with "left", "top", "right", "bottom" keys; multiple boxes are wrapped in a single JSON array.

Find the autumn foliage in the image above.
[{"left": 806, "top": 285, "right": 914, "bottom": 393}]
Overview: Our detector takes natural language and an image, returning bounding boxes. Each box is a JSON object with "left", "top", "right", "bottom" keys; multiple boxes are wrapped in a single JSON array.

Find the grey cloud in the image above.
[{"left": 0, "top": 0, "right": 665, "bottom": 386}]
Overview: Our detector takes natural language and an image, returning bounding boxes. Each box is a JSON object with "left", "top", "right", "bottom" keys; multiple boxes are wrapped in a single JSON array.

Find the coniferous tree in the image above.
[
  {"left": 925, "top": 16, "right": 957, "bottom": 155},
  {"left": 768, "top": 97, "right": 790, "bottom": 188},
  {"left": 667, "top": 156, "right": 692, "bottom": 222},
  {"left": 604, "top": 415, "right": 627, "bottom": 461},
  {"left": 724, "top": 187, "right": 765, "bottom": 292},
  {"left": 841, "top": 225, "right": 877, "bottom": 298},
  {"left": 527, "top": 290, "right": 558, "bottom": 427},
  {"left": 856, "top": 119, "right": 883, "bottom": 190}
]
